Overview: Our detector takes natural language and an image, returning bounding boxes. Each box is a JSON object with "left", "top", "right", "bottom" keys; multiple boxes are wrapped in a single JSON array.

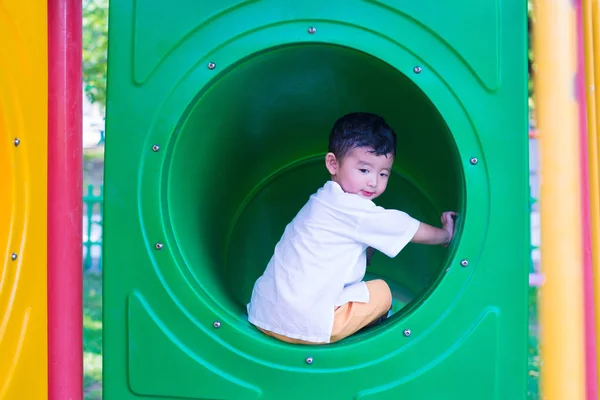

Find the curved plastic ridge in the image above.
[
  {"left": 128, "top": 292, "right": 262, "bottom": 399},
  {"left": 132, "top": 0, "right": 499, "bottom": 90}
]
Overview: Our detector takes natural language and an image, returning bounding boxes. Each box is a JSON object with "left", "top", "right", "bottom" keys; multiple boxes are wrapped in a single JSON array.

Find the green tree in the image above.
[{"left": 83, "top": 0, "right": 109, "bottom": 109}]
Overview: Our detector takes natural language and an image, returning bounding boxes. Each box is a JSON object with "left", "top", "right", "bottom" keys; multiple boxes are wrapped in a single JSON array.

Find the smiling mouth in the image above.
[{"left": 361, "top": 190, "right": 374, "bottom": 197}]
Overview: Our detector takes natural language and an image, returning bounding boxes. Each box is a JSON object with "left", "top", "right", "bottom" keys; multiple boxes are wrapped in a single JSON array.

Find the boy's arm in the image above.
[{"left": 410, "top": 211, "right": 456, "bottom": 246}]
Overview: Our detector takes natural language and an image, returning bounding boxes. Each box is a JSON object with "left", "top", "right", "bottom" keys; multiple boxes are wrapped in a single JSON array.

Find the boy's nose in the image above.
[{"left": 368, "top": 178, "right": 377, "bottom": 188}]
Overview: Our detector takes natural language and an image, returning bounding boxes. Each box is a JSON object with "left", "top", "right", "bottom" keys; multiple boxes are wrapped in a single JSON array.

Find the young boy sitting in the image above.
[{"left": 247, "top": 112, "right": 456, "bottom": 345}]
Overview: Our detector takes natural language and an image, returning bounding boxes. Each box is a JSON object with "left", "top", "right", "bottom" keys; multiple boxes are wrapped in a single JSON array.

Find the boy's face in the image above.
[{"left": 325, "top": 147, "right": 394, "bottom": 200}]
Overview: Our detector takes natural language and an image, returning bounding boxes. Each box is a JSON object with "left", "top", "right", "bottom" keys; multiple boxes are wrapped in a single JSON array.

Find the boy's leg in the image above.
[
  {"left": 254, "top": 279, "right": 391, "bottom": 345},
  {"left": 329, "top": 279, "right": 392, "bottom": 343},
  {"left": 256, "top": 327, "right": 326, "bottom": 345}
]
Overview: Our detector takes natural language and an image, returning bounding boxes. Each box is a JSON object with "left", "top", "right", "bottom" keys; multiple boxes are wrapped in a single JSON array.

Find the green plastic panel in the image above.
[{"left": 103, "top": 1, "right": 529, "bottom": 399}]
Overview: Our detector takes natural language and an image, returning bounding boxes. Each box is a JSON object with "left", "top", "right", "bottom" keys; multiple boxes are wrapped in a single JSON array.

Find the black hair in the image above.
[{"left": 328, "top": 112, "right": 397, "bottom": 162}]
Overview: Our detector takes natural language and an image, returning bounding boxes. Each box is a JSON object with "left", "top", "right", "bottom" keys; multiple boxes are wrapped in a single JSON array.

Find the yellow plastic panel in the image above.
[{"left": 0, "top": 1, "right": 48, "bottom": 399}]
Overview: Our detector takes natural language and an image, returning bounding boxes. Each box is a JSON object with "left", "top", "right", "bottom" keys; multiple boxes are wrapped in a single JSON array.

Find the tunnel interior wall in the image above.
[{"left": 168, "top": 44, "right": 463, "bottom": 318}]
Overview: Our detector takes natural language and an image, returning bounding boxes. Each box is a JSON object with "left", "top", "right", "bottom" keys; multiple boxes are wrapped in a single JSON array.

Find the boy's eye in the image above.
[
  {"left": 380, "top": 173, "right": 388, "bottom": 177},
  {"left": 359, "top": 169, "right": 369, "bottom": 174}
]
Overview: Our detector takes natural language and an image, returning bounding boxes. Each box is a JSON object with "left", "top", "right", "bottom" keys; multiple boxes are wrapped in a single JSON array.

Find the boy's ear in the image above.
[{"left": 325, "top": 152, "right": 338, "bottom": 175}]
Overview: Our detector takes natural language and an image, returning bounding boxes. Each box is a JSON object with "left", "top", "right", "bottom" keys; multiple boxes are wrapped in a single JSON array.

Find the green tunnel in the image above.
[
  {"left": 104, "top": 1, "right": 529, "bottom": 399},
  {"left": 169, "top": 44, "right": 462, "bottom": 322}
]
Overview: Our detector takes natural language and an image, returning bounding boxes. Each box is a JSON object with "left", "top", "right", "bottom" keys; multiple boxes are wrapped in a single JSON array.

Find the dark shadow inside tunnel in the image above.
[{"left": 167, "top": 43, "right": 464, "bottom": 340}]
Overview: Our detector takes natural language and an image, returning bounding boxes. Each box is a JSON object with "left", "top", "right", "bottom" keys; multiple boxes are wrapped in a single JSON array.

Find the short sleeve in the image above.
[{"left": 354, "top": 206, "right": 420, "bottom": 258}]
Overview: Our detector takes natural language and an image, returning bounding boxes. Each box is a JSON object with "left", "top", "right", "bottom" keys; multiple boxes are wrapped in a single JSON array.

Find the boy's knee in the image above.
[{"left": 369, "top": 279, "right": 392, "bottom": 310}]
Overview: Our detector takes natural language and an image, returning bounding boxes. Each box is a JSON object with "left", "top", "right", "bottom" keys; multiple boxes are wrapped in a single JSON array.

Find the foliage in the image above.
[
  {"left": 528, "top": 287, "right": 540, "bottom": 399},
  {"left": 84, "top": 273, "right": 103, "bottom": 399},
  {"left": 83, "top": 0, "right": 109, "bottom": 108}
]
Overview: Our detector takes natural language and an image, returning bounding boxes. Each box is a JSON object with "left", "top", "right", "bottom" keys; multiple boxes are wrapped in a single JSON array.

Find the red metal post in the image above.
[{"left": 48, "top": 0, "right": 83, "bottom": 398}]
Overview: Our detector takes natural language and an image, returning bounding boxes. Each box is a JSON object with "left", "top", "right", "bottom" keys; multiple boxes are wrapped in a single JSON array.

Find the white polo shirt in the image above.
[{"left": 247, "top": 180, "right": 420, "bottom": 343}]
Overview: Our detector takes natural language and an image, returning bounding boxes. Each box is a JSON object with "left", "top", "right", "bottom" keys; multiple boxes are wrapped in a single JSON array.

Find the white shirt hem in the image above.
[{"left": 249, "top": 316, "right": 332, "bottom": 344}]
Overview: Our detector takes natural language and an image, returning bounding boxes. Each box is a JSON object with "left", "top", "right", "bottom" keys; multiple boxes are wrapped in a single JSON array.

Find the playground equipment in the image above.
[
  {"left": 0, "top": 0, "right": 82, "bottom": 398},
  {"left": 101, "top": 1, "right": 529, "bottom": 399},
  {"left": 537, "top": 0, "right": 600, "bottom": 398},
  {"left": 0, "top": 2, "right": 48, "bottom": 398},
  {"left": 2, "top": 0, "right": 600, "bottom": 399}
]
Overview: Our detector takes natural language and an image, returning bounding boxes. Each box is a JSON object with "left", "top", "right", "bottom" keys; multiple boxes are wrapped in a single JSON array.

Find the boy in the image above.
[{"left": 247, "top": 112, "right": 456, "bottom": 345}]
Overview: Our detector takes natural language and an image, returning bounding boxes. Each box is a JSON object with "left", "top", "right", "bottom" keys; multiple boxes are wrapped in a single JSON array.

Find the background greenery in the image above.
[
  {"left": 83, "top": 0, "right": 109, "bottom": 107},
  {"left": 84, "top": 273, "right": 103, "bottom": 399}
]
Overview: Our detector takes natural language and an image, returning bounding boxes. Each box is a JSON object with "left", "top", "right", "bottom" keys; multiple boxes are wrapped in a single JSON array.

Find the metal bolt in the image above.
[
  {"left": 207, "top": 62, "right": 216, "bottom": 70},
  {"left": 213, "top": 321, "right": 221, "bottom": 328},
  {"left": 470, "top": 157, "right": 478, "bottom": 165},
  {"left": 308, "top": 26, "right": 316, "bottom": 34},
  {"left": 445, "top": 267, "right": 450, "bottom": 273},
  {"left": 403, "top": 329, "right": 411, "bottom": 337},
  {"left": 413, "top": 66, "right": 422, "bottom": 74},
  {"left": 11, "top": 253, "right": 17, "bottom": 261},
  {"left": 155, "top": 242, "right": 164, "bottom": 250},
  {"left": 305, "top": 357, "right": 314, "bottom": 364},
  {"left": 460, "top": 259, "right": 469, "bottom": 267},
  {"left": 152, "top": 144, "right": 160, "bottom": 152},
  {"left": 14, "top": 138, "right": 20, "bottom": 147}
]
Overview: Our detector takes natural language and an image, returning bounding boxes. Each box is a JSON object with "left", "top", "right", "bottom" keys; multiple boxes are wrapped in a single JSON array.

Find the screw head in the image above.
[
  {"left": 213, "top": 321, "right": 221, "bottom": 328},
  {"left": 207, "top": 62, "right": 216, "bottom": 70},
  {"left": 403, "top": 329, "right": 411, "bottom": 337},
  {"left": 11, "top": 253, "right": 17, "bottom": 261},
  {"left": 460, "top": 259, "right": 469, "bottom": 267},
  {"left": 14, "top": 138, "right": 20, "bottom": 147},
  {"left": 413, "top": 66, "right": 422, "bottom": 74},
  {"left": 152, "top": 144, "right": 160, "bottom": 152},
  {"left": 305, "top": 356, "right": 314, "bottom": 364},
  {"left": 155, "top": 242, "right": 164, "bottom": 250},
  {"left": 308, "top": 26, "right": 316, "bottom": 34},
  {"left": 470, "top": 157, "right": 478, "bottom": 165}
]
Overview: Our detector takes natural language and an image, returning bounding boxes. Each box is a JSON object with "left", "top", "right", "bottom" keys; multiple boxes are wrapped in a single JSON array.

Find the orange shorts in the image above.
[{"left": 258, "top": 279, "right": 393, "bottom": 345}]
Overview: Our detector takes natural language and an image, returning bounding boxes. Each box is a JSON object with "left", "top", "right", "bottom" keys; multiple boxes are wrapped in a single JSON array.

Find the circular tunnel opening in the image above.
[{"left": 168, "top": 43, "right": 463, "bottom": 339}]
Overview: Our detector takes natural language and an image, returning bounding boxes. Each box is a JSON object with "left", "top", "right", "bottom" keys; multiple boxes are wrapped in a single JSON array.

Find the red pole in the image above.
[
  {"left": 48, "top": 0, "right": 83, "bottom": 398},
  {"left": 575, "top": 0, "right": 598, "bottom": 398}
]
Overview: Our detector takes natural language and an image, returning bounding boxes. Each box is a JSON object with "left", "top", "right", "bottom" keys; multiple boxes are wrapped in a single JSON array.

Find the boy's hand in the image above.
[
  {"left": 411, "top": 211, "right": 458, "bottom": 246},
  {"left": 440, "top": 211, "right": 457, "bottom": 246}
]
